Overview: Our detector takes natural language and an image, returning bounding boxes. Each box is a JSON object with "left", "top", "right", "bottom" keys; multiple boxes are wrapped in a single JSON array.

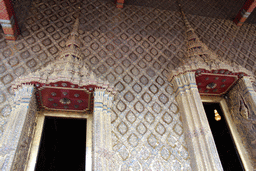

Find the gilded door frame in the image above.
[
  {"left": 201, "top": 95, "right": 252, "bottom": 171},
  {"left": 25, "top": 110, "right": 93, "bottom": 171}
]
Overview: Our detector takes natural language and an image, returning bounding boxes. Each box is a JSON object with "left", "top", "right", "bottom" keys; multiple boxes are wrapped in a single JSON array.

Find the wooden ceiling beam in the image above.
[{"left": 234, "top": 0, "right": 256, "bottom": 26}]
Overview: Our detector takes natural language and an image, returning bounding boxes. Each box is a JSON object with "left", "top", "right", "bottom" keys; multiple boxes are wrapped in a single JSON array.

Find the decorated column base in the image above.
[
  {"left": 233, "top": 0, "right": 256, "bottom": 26},
  {"left": 0, "top": 0, "right": 20, "bottom": 40},
  {"left": 0, "top": 17, "right": 19, "bottom": 40}
]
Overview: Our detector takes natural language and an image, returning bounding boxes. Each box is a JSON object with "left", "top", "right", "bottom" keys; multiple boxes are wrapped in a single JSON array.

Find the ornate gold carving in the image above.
[
  {"left": 59, "top": 98, "right": 71, "bottom": 104},
  {"left": 206, "top": 82, "right": 217, "bottom": 89}
]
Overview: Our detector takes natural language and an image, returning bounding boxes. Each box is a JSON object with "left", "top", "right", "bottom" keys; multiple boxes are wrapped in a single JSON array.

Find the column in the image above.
[
  {"left": 105, "top": 93, "right": 113, "bottom": 151},
  {"left": 93, "top": 89, "right": 114, "bottom": 171},
  {"left": 171, "top": 72, "right": 223, "bottom": 171},
  {"left": 102, "top": 92, "right": 109, "bottom": 170},
  {"left": 104, "top": 92, "right": 114, "bottom": 170},
  {"left": 233, "top": 0, "right": 256, "bottom": 26},
  {"left": 0, "top": 0, "right": 19, "bottom": 40},
  {"left": 0, "top": 85, "right": 36, "bottom": 171},
  {"left": 115, "top": 0, "right": 124, "bottom": 8},
  {"left": 93, "top": 88, "right": 105, "bottom": 171}
]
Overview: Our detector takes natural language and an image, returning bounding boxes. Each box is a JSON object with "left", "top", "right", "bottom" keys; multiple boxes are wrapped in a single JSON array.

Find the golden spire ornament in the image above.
[{"left": 214, "top": 109, "right": 221, "bottom": 121}]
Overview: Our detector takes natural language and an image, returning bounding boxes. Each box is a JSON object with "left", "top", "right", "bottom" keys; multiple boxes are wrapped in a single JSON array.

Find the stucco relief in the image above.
[{"left": 227, "top": 78, "right": 256, "bottom": 168}]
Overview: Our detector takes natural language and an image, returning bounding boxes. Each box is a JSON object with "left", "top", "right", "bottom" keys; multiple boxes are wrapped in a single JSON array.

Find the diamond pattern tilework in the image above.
[{"left": 1, "top": 0, "right": 256, "bottom": 170}]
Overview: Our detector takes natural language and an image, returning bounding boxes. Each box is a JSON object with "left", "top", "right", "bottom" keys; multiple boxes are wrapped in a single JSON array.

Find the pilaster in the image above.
[
  {"left": 93, "top": 89, "right": 114, "bottom": 171},
  {"left": 0, "top": 85, "right": 35, "bottom": 171},
  {"left": 93, "top": 88, "right": 104, "bottom": 171},
  {"left": 171, "top": 72, "right": 223, "bottom": 171}
]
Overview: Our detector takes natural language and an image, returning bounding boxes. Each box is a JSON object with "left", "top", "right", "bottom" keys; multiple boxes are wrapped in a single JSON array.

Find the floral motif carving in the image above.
[{"left": 227, "top": 78, "right": 256, "bottom": 167}]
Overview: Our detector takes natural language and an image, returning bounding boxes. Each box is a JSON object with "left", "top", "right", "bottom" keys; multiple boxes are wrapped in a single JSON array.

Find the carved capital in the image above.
[
  {"left": 171, "top": 71, "right": 196, "bottom": 96},
  {"left": 94, "top": 89, "right": 105, "bottom": 103}
]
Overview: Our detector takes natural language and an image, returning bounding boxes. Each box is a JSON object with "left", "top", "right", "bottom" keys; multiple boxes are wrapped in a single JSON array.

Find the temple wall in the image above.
[{"left": 0, "top": 0, "right": 256, "bottom": 170}]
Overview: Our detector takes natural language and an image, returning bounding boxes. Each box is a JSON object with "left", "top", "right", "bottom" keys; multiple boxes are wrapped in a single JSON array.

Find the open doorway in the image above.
[
  {"left": 35, "top": 117, "right": 87, "bottom": 171},
  {"left": 203, "top": 103, "right": 244, "bottom": 171}
]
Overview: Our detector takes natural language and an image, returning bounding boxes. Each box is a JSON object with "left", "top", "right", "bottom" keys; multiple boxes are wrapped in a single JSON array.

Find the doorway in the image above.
[
  {"left": 35, "top": 117, "right": 87, "bottom": 171},
  {"left": 203, "top": 103, "right": 244, "bottom": 171}
]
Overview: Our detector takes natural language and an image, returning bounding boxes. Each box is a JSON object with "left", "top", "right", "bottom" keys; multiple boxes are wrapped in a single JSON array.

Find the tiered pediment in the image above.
[
  {"left": 12, "top": 18, "right": 115, "bottom": 112},
  {"left": 168, "top": 9, "right": 254, "bottom": 95}
]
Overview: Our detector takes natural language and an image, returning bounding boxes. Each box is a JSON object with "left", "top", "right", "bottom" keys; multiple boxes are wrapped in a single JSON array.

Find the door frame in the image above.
[
  {"left": 25, "top": 110, "right": 93, "bottom": 171},
  {"left": 201, "top": 95, "right": 251, "bottom": 171}
]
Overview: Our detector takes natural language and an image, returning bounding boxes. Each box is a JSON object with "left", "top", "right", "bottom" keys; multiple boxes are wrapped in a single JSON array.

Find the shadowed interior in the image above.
[
  {"left": 35, "top": 116, "right": 87, "bottom": 171},
  {"left": 203, "top": 102, "right": 244, "bottom": 171}
]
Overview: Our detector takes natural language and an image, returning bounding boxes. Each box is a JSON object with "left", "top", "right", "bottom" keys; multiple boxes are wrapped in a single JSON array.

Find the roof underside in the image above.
[{"left": 120, "top": 0, "right": 255, "bottom": 24}]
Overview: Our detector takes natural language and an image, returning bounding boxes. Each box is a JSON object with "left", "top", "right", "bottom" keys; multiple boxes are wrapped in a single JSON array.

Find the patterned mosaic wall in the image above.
[{"left": 0, "top": 0, "right": 256, "bottom": 170}]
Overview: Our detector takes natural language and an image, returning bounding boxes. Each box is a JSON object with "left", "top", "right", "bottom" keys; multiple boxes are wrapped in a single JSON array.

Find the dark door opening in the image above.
[
  {"left": 35, "top": 117, "right": 87, "bottom": 171},
  {"left": 203, "top": 103, "right": 244, "bottom": 171}
]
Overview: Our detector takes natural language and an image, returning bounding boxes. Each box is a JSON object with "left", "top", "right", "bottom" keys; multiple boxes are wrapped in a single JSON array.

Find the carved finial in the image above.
[
  {"left": 71, "top": 17, "right": 79, "bottom": 37},
  {"left": 65, "top": 17, "right": 80, "bottom": 47},
  {"left": 59, "top": 17, "right": 83, "bottom": 60},
  {"left": 178, "top": 2, "right": 193, "bottom": 32},
  {"left": 178, "top": 1, "right": 216, "bottom": 65}
]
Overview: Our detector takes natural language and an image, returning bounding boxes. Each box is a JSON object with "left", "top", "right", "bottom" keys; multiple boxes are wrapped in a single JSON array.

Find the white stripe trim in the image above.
[{"left": 0, "top": 15, "right": 14, "bottom": 24}]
